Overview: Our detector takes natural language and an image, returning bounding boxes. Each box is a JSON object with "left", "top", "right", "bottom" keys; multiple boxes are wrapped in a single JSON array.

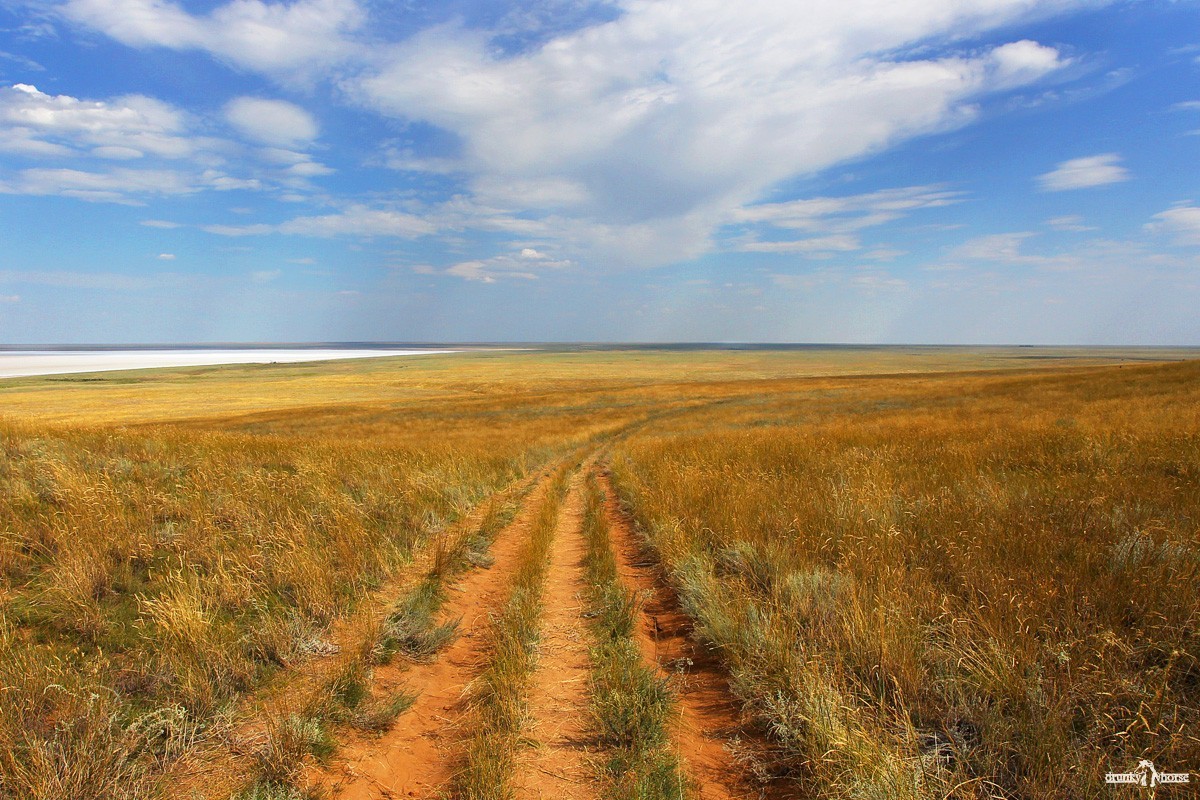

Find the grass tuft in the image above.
[{"left": 580, "top": 475, "right": 687, "bottom": 800}]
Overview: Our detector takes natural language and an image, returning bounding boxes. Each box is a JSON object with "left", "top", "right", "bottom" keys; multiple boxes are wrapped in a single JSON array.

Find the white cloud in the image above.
[
  {"left": 61, "top": 0, "right": 364, "bottom": 75},
  {"left": 225, "top": 97, "right": 318, "bottom": 147},
  {"left": 0, "top": 85, "right": 327, "bottom": 201},
  {"left": 0, "top": 294, "right": 20, "bottom": 303},
  {"left": 949, "top": 231, "right": 1038, "bottom": 261},
  {"left": 350, "top": 1, "right": 1070, "bottom": 266},
  {"left": 987, "top": 39, "right": 1068, "bottom": 88},
  {"left": 51, "top": 1, "right": 1104, "bottom": 272},
  {"left": 0, "top": 166, "right": 196, "bottom": 203},
  {"left": 140, "top": 218, "right": 182, "bottom": 228},
  {"left": 201, "top": 170, "right": 263, "bottom": 191},
  {"left": 277, "top": 205, "right": 435, "bottom": 237},
  {"left": 156, "top": 252, "right": 175, "bottom": 260},
  {"left": 941, "top": 231, "right": 1084, "bottom": 271},
  {"left": 0, "top": 83, "right": 197, "bottom": 160},
  {"left": 733, "top": 185, "right": 963, "bottom": 233},
  {"left": 440, "top": 247, "right": 572, "bottom": 283},
  {"left": 201, "top": 205, "right": 436, "bottom": 238},
  {"left": 1045, "top": 214, "right": 1095, "bottom": 232},
  {"left": 285, "top": 160, "right": 333, "bottom": 177},
  {"left": 1145, "top": 204, "right": 1200, "bottom": 245},
  {"left": 1036, "top": 153, "right": 1130, "bottom": 191},
  {"left": 739, "top": 235, "right": 861, "bottom": 254}
]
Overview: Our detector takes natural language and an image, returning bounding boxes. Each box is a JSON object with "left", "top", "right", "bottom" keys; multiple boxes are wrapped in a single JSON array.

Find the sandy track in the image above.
[
  {"left": 322, "top": 467, "right": 563, "bottom": 800},
  {"left": 595, "top": 469, "right": 763, "bottom": 800},
  {"left": 510, "top": 470, "right": 598, "bottom": 800},
  {"left": 167, "top": 472, "right": 546, "bottom": 800}
]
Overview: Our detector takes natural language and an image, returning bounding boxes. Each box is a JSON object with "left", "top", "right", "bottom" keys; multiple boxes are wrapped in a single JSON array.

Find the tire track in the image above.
[
  {"left": 509, "top": 468, "right": 598, "bottom": 800},
  {"left": 320, "top": 465, "right": 566, "bottom": 800},
  {"left": 166, "top": 471, "right": 545, "bottom": 800},
  {"left": 595, "top": 469, "right": 769, "bottom": 800}
]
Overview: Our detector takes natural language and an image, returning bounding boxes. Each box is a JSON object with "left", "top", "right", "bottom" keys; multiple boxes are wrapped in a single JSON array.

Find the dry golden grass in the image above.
[
  {"left": 610, "top": 360, "right": 1200, "bottom": 798},
  {"left": 1, "top": 347, "right": 1197, "bottom": 798}
]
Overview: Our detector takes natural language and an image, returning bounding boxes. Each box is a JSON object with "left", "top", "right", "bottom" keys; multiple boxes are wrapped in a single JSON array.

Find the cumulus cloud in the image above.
[
  {"left": 988, "top": 39, "right": 1068, "bottom": 88},
  {"left": 55, "top": 0, "right": 1086, "bottom": 269},
  {"left": 0, "top": 166, "right": 196, "bottom": 203},
  {"left": 0, "top": 83, "right": 197, "bottom": 160},
  {"left": 224, "top": 97, "right": 318, "bottom": 147},
  {"left": 438, "top": 247, "right": 572, "bottom": 283},
  {"left": 1145, "top": 204, "right": 1200, "bottom": 245},
  {"left": 1036, "top": 153, "right": 1130, "bottom": 191},
  {"left": 61, "top": 0, "right": 364, "bottom": 75},
  {"left": 156, "top": 252, "right": 175, "bottom": 259},
  {"left": 348, "top": 1, "right": 1069, "bottom": 266}
]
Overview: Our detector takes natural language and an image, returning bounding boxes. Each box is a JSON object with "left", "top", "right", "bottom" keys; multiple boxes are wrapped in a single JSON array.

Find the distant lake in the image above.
[{"left": 0, "top": 348, "right": 457, "bottom": 379}]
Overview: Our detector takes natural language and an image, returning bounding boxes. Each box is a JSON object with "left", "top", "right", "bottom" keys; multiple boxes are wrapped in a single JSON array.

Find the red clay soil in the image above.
[
  {"left": 509, "top": 471, "right": 598, "bottom": 800},
  {"left": 595, "top": 469, "right": 767, "bottom": 800},
  {"left": 320, "top": 469, "right": 561, "bottom": 800}
]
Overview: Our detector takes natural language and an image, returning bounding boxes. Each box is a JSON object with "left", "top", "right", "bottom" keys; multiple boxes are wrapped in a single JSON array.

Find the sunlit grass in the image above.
[
  {"left": 580, "top": 474, "right": 687, "bottom": 800},
  {"left": 1, "top": 348, "right": 1196, "bottom": 797},
  {"left": 610, "top": 360, "right": 1200, "bottom": 798}
]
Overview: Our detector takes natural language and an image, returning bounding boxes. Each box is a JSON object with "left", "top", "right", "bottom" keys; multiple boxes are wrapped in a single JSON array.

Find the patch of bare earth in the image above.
[
  {"left": 596, "top": 469, "right": 772, "bottom": 800},
  {"left": 510, "top": 470, "right": 598, "bottom": 800},
  {"left": 318, "top": 468, "right": 562, "bottom": 800}
]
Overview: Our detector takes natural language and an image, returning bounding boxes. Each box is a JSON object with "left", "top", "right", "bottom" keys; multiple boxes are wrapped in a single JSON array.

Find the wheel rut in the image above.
[
  {"left": 322, "top": 466, "right": 564, "bottom": 800},
  {"left": 595, "top": 469, "right": 766, "bottom": 800},
  {"left": 510, "top": 468, "right": 597, "bottom": 800}
]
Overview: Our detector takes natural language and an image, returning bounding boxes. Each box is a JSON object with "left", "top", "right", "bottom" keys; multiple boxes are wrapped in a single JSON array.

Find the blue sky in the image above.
[{"left": 0, "top": 0, "right": 1197, "bottom": 344}]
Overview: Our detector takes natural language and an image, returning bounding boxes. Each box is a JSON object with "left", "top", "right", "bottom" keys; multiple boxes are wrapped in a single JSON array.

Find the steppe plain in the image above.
[{"left": 1, "top": 346, "right": 1197, "bottom": 799}]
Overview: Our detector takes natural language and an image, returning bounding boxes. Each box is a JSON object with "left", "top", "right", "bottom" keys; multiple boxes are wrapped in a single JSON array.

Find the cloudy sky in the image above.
[{"left": 0, "top": 0, "right": 1197, "bottom": 344}]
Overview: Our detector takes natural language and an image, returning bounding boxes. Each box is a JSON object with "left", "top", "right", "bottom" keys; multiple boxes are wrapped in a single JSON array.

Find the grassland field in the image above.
[{"left": 0, "top": 346, "right": 1197, "bottom": 800}]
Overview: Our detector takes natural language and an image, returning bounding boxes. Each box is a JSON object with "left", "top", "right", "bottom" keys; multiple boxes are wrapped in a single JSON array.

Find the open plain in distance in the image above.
[{"left": 0, "top": 345, "right": 1196, "bottom": 800}]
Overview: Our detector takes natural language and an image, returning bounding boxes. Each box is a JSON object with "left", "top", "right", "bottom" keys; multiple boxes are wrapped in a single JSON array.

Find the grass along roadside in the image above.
[
  {"left": 580, "top": 471, "right": 687, "bottom": 800},
  {"left": 232, "top": 481, "right": 536, "bottom": 799},
  {"left": 375, "top": 483, "right": 529, "bottom": 665},
  {"left": 165, "top": 475, "right": 538, "bottom": 800},
  {"left": 609, "top": 361, "right": 1200, "bottom": 798},
  {"left": 451, "top": 463, "right": 574, "bottom": 800}
]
